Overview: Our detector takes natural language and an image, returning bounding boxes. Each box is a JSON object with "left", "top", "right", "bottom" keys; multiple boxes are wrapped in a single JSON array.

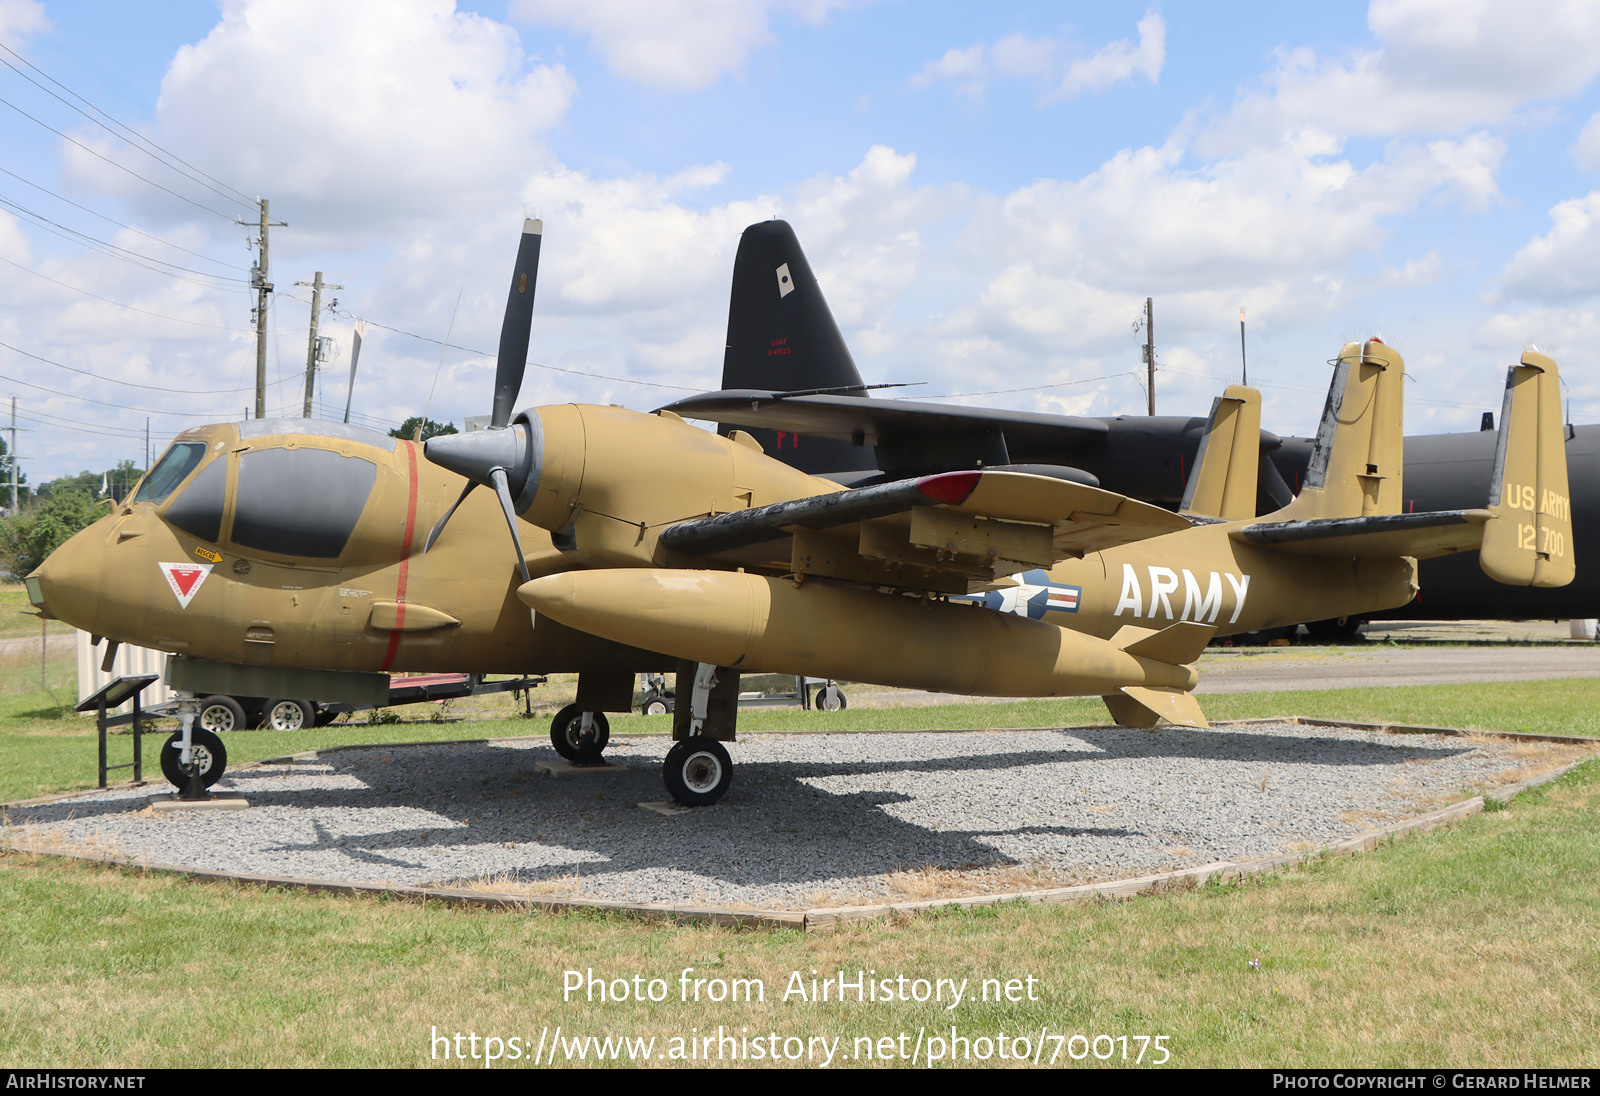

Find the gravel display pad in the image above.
[{"left": 4, "top": 723, "right": 1584, "bottom": 910}]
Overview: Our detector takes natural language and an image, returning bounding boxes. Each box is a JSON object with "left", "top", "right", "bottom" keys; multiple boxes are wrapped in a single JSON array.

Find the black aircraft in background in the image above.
[{"left": 662, "top": 220, "right": 1600, "bottom": 626}]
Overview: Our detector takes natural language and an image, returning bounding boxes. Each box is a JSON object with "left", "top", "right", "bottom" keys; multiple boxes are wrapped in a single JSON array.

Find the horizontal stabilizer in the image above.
[
  {"left": 1235, "top": 509, "right": 1492, "bottom": 559},
  {"left": 1103, "top": 687, "right": 1210, "bottom": 729},
  {"left": 1112, "top": 620, "right": 1216, "bottom": 665}
]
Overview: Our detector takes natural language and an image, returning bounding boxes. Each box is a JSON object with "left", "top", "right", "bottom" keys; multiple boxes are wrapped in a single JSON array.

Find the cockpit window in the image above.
[
  {"left": 133, "top": 442, "right": 206, "bottom": 505},
  {"left": 163, "top": 458, "right": 228, "bottom": 544},
  {"left": 231, "top": 447, "right": 377, "bottom": 559}
]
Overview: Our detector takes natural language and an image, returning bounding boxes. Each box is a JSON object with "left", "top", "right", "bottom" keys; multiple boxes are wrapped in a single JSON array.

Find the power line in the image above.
[
  {"left": 0, "top": 363, "right": 277, "bottom": 417},
  {"left": 0, "top": 92, "right": 243, "bottom": 223},
  {"left": 0, "top": 164, "right": 242, "bottom": 270},
  {"left": 0, "top": 336, "right": 300, "bottom": 395},
  {"left": 326, "top": 309, "right": 707, "bottom": 393},
  {"left": 10, "top": 407, "right": 156, "bottom": 440},
  {"left": 0, "top": 252, "right": 251, "bottom": 333},
  {"left": 0, "top": 42, "right": 258, "bottom": 210},
  {"left": 0, "top": 191, "right": 247, "bottom": 285},
  {"left": 929, "top": 371, "right": 1141, "bottom": 400}
]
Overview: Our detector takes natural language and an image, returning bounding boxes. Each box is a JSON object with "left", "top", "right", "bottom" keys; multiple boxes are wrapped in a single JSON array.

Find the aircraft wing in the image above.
[
  {"left": 1234, "top": 509, "right": 1493, "bottom": 559},
  {"left": 660, "top": 390, "right": 1110, "bottom": 448},
  {"left": 659, "top": 469, "right": 1191, "bottom": 590}
]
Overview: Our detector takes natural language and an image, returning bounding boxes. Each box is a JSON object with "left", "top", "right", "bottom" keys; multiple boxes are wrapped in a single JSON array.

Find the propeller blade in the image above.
[
  {"left": 490, "top": 467, "right": 533, "bottom": 585},
  {"left": 423, "top": 481, "right": 476, "bottom": 554},
  {"left": 493, "top": 219, "right": 543, "bottom": 429},
  {"left": 342, "top": 323, "right": 363, "bottom": 424}
]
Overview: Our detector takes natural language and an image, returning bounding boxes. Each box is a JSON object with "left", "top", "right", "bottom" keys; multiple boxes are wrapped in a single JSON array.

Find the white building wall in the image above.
[{"left": 75, "top": 630, "right": 170, "bottom": 713}]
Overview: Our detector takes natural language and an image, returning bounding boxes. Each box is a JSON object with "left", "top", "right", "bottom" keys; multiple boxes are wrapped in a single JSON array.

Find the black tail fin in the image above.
[
  {"left": 724, "top": 220, "right": 864, "bottom": 392},
  {"left": 721, "top": 220, "right": 875, "bottom": 474}
]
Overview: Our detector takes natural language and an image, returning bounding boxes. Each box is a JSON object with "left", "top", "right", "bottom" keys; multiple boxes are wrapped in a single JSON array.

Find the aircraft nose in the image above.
[{"left": 26, "top": 527, "right": 106, "bottom": 632}]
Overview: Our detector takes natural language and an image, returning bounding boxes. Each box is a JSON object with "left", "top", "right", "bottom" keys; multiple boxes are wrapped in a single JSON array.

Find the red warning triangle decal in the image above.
[{"left": 159, "top": 561, "right": 213, "bottom": 609}]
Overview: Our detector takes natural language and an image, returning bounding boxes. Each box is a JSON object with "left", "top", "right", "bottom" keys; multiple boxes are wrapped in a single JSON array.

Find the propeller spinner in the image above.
[{"left": 423, "top": 218, "right": 544, "bottom": 581}]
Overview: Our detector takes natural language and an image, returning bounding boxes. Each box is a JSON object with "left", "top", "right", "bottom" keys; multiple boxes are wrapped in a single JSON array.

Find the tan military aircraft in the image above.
[{"left": 27, "top": 221, "right": 1573, "bottom": 805}]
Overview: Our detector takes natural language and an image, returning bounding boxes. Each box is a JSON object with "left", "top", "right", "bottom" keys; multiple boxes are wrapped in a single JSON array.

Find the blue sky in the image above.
[{"left": 5, "top": 0, "right": 1600, "bottom": 478}]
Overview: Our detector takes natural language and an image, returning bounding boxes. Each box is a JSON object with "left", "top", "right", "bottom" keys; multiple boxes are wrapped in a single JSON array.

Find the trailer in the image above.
[{"left": 637, "top": 672, "right": 846, "bottom": 715}]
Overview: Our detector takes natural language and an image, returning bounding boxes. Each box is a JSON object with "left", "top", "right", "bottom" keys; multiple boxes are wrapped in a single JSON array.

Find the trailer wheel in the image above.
[
  {"left": 816, "top": 684, "right": 847, "bottom": 711},
  {"left": 198, "top": 695, "right": 247, "bottom": 734},
  {"left": 160, "top": 729, "right": 226, "bottom": 790},
  {"left": 550, "top": 704, "right": 609, "bottom": 765},
  {"left": 260, "top": 698, "right": 315, "bottom": 732},
  {"left": 663, "top": 736, "right": 732, "bottom": 806}
]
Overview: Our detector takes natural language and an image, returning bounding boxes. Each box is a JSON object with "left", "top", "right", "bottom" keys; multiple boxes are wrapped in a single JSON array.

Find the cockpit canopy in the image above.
[{"left": 139, "top": 421, "right": 398, "bottom": 563}]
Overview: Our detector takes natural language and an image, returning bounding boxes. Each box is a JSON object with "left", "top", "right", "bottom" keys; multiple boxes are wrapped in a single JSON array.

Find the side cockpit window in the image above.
[
  {"left": 163, "top": 458, "right": 227, "bottom": 544},
  {"left": 133, "top": 442, "right": 206, "bottom": 505},
  {"left": 231, "top": 447, "right": 377, "bottom": 559}
]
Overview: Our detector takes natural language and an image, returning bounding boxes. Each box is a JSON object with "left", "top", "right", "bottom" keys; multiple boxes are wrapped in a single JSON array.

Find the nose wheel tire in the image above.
[
  {"left": 160, "top": 729, "right": 227, "bottom": 791},
  {"left": 816, "top": 684, "right": 847, "bottom": 711},
  {"left": 260, "top": 698, "right": 315, "bottom": 732},
  {"left": 663, "top": 736, "right": 732, "bottom": 807},
  {"left": 198, "top": 695, "right": 246, "bottom": 734},
  {"left": 550, "top": 704, "right": 610, "bottom": 765}
]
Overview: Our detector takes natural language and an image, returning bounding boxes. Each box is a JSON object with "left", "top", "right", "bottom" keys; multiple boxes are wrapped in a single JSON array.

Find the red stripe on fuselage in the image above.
[{"left": 380, "top": 441, "right": 419, "bottom": 671}]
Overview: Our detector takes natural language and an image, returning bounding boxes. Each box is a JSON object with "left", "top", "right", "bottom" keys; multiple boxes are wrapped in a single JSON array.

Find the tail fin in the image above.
[
  {"left": 1180, "top": 385, "right": 1262, "bottom": 520},
  {"left": 1479, "top": 350, "right": 1573, "bottom": 587},
  {"left": 1103, "top": 687, "right": 1210, "bottom": 729},
  {"left": 1102, "top": 622, "right": 1213, "bottom": 728},
  {"left": 1275, "top": 339, "right": 1405, "bottom": 521},
  {"left": 722, "top": 220, "right": 875, "bottom": 474},
  {"left": 724, "top": 220, "right": 865, "bottom": 393}
]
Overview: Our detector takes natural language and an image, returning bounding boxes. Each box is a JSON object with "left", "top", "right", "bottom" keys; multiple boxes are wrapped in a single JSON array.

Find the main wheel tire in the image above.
[
  {"left": 663, "top": 736, "right": 732, "bottom": 807},
  {"left": 641, "top": 692, "right": 671, "bottom": 716},
  {"left": 160, "top": 729, "right": 227, "bottom": 791},
  {"left": 550, "top": 704, "right": 610, "bottom": 765},
  {"left": 259, "top": 698, "right": 315, "bottom": 732},
  {"left": 816, "top": 685, "right": 847, "bottom": 712},
  {"left": 198, "top": 695, "right": 246, "bottom": 734}
]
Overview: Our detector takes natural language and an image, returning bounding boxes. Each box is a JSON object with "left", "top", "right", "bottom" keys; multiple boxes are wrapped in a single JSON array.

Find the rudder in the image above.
[
  {"left": 1180, "top": 384, "right": 1262, "bottom": 520},
  {"left": 1274, "top": 339, "right": 1405, "bottom": 521},
  {"left": 1480, "top": 350, "right": 1573, "bottom": 587}
]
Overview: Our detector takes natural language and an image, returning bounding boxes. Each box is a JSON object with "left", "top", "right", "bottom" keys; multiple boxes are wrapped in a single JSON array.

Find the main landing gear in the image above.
[{"left": 661, "top": 662, "right": 737, "bottom": 807}]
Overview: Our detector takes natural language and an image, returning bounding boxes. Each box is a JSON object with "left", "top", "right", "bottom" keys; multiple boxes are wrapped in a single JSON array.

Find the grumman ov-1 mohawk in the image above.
[{"left": 27, "top": 220, "right": 1573, "bottom": 806}]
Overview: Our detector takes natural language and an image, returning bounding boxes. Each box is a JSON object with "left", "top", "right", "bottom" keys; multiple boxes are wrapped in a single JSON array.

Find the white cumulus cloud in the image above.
[
  {"left": 911, "top": 12, "right": 1165, "bottom": 102},
  {"left": 511, "top": 0, "right": 852, "bottom": 90}
]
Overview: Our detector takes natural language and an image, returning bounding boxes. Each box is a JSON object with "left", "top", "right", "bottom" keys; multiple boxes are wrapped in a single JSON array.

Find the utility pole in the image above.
[
  {"left": 8, "top": 397, "right": 15, "bottom": 516},
  {"left": 1144, "top": 297, "right": 1155, "bottom": 416},
  {"left": 241, "top": 198, "right": 287, "bottom": 419},
  {"left": 295, "top": 272, "right": 342, "bottom": 418},
  {"left": 144, "top": 418, "right": 150, "bottom": 473}
]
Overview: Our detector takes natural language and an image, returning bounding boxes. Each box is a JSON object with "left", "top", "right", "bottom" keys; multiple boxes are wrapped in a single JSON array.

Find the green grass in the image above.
[
  {"left": 3, "top": 642, "right": 1599, "bottom": 1067},
  {"left": 0, "top": 584, "right": 49, "bottom": 639}
]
